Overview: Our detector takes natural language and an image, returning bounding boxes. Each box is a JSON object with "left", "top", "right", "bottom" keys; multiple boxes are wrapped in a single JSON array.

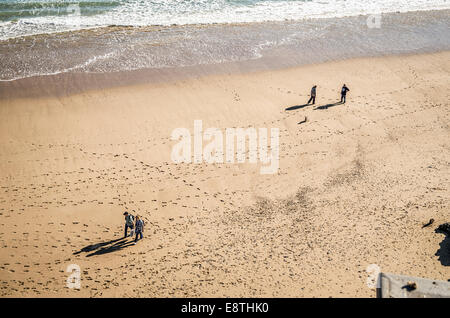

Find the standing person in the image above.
[
  {"left": 123, "top": 211, "right": 135, "bottom": 238},
  {"left": 307, "top": 85, "right": 317, "bottom": 105},
  {"left": 340, "top": 84, "right": 350, "bottom": 103},
  {"left": 134, "top": 216, "right": 144, "bottom": 244}
]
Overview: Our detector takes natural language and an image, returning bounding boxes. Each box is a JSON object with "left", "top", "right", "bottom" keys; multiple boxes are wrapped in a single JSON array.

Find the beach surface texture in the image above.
[
  {"left": 1, "top": 51, "right": 449, "bottom": 297},
  {"left": 0, "top": 2, "right": 449, "bottom": 297}
]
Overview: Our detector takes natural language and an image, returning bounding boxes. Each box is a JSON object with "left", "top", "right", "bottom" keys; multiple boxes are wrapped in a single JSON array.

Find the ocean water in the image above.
[
  {"left": 0, "top": 1, "right": 449, "bottom": 81},
  {"left": 1, "top": 0, "right": 449, "bottom": 40}
]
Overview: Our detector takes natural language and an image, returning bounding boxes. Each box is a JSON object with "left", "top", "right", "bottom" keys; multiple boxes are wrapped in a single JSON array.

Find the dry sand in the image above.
[{"left": 0, "top": 51, "right": 449, "bottom": 297}]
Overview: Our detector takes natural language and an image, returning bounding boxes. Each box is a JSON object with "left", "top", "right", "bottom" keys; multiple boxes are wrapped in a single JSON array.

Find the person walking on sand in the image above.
[
  {"left": 123, "top": 211, "right": 135, "bottom": 238},
  {"left": 134, "top": 215, "right": 144, "bottom": 244},
  {"left": 340, "top": 84, "right": 350, "bottom": 103},
  {"left": 307, "top": 85, "right": 317, "bottom": 105}
]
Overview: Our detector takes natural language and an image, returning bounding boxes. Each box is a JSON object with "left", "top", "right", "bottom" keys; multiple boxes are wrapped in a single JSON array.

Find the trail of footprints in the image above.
[{"left": 0, "top": 67, "right": 449, "bottom": 296}]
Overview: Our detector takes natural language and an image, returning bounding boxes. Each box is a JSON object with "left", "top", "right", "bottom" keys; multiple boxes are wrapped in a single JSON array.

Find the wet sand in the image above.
[{"left": 0, "top": 51, "right": 449, "bottom": 297}]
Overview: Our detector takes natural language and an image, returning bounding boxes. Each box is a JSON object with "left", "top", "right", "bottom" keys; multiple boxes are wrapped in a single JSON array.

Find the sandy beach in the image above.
[{"left": 0, "top": 50, "right": 449, "bottom": 297}]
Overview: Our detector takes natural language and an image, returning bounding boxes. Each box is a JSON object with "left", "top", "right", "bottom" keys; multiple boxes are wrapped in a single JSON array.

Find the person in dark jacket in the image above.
[
  {"left": 134, "top": 216, "right": 144, "bottom": 244},
  {"left": 123, "top": 211, "right": 134, "bottom": 238},
  {"left": 340, "top": 84, "right": 350, "bottom": 103},
  {"left": 308, "top": 85, "right": 317, "bottom": 105}
]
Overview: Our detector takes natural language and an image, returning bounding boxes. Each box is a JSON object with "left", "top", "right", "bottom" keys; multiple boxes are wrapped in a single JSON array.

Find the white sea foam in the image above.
[
  {"left": 0, "top": 50, "right": 116, "bottom": 82},
  {"left": 1, "top": 0, "right": 449, "bottom": 40}
]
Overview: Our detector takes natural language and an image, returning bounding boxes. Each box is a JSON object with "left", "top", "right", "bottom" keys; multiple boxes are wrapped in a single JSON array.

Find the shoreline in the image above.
[
  {"left": 1, "top": 8, "right": 449, "bottom": 92},
  {"left": 1, "top": 49, "right": 449, "bottom": 101}
]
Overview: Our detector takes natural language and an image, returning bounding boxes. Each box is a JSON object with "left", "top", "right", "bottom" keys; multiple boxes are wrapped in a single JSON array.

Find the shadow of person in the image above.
[
  {"left": 285, "top": 104, "right": 310, "bottom": 111},
  {"left": 73, "top": 237, "right": 134, "bottom": 257},
  {"left": 314, "top": 101, "right": 343, "bottom": 110},
  {"left": 435, "top": 224, "right": 450, "bottom": 266},
  {"left": 86, "top": 240, "right": 136, "bottom": 257}
]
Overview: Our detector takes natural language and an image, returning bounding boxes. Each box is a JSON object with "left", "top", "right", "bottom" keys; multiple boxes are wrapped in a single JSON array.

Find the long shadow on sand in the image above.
[
  {"left": 435, "top": 225, "right": 450, "bottom": 266},
  {"left": 285, "top": 104, "right": 310, "bottom": 111},
  {"left": 73, "top": 237, "right": 135, "bottom": 257},
  {"left": 314, "top": 101, "right": 343, "bottom": 110}
]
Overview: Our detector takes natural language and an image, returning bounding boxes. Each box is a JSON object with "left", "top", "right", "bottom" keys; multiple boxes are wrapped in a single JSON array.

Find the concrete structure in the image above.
[{"left": 378, "top": 272, "right": 450, "bottom": 298}]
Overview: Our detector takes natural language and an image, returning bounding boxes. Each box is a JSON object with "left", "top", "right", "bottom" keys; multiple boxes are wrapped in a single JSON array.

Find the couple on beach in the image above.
[
  {"left": 123, "top": 211, "right": 144, "bottom": 244},
  {"left": 307, "top": 84, "right": 350, "bottom": 105}
]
